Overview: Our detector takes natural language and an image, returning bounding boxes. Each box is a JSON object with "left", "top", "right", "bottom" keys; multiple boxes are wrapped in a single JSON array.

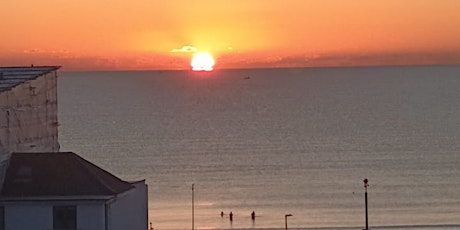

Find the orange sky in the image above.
[{"left": 1, "top": 0, "right": 460, "bottom": 70}]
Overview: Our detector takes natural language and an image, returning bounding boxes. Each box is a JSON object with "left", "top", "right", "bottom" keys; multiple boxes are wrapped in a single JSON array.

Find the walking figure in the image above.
[
  {"left": 229, "top": 212, "right": 233, "bottom": 221},
  {"left": 251, "top": 211, "right": 255, "bottom": 220},
  {"left": 221, "top": 211, "right": 224, "bottom": 217}
]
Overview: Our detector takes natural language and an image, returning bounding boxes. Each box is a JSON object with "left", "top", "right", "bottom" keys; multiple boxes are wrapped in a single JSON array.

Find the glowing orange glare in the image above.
[{"left": 191, "top": 52, "right": 215, "bottom": 71}]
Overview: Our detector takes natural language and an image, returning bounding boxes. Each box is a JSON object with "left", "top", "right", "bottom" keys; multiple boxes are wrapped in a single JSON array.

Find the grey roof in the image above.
[
  {"left": 0, "top": 66, "right": 60, "bottom": 92},
  {"left": 0, "top": 152, "right": 134, "bottom": 199}
]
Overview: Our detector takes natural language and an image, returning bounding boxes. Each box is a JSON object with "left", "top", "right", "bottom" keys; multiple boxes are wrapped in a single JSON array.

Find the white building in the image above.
[
  {"left": 0, "top": 152, "right": 148, "bottom": 230},
  {"left": 0, "top": 66, "right": 60, "bottom": 155},
  {"left": 0, "top": 66, "right": 149, "bottom": 230}
]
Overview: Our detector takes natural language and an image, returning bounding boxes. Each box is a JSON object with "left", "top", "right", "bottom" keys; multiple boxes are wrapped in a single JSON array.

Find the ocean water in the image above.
[{"left": 58, "top": 65, "right": 460, "bottom": 230}]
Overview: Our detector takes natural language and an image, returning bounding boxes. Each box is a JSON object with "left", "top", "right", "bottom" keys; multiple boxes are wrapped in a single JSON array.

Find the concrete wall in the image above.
[
  {"left": 3, "top": 183, "right": 149, "bottom": 230},
  {"left": 3, "top": 202, "right": 106, "bottom": 230},
  {"left": 3, "top": 187, "right": 148, "bottom": 230},
  {"left": 78, "top": 203, "right": 106, "bottom": 230},
  {"left": 109, "top": 181, "right": 148, "bottom": 230},
  {"left": 5, "top": 205, "right": 52, "bottom": 230},
  {"left": 0, "top": 70, "right": 59, "bottom": 154}
]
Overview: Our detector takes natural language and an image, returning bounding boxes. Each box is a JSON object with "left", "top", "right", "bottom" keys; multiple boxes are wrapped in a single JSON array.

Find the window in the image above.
[
  {"left": 53, "top": 206, "right": 76, "bottom": 230},
  {"left": 0, "top": 206, "right": 4, "bottom": 230}
]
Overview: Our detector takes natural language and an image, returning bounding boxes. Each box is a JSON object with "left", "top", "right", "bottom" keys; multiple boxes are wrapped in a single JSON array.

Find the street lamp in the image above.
[
  {"left": 192, "top": 184, "right": 194, "bottom": 230},
  {"left": 363, "top": 178, "right": 369, "bottom": 230},
  {"left": 285, "top": 214, "right": 293, "bottom": 230}
]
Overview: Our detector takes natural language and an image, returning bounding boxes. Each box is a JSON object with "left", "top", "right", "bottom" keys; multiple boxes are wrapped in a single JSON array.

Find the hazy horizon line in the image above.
[{"left": 55, "top": 62, "right": 460, "bottom": 74}]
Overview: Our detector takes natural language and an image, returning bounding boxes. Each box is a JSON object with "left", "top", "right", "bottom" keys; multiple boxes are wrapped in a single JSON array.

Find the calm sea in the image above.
[{"left": 58, "top": 65, "right": 460, "bottom": 230}]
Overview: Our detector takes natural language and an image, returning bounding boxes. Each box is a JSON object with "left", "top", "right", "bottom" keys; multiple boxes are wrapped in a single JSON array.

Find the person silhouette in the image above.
[
  {"left": 229, "top": 211, "right": 233, "bottom": 221},
  {"left": 251, "top": 211, "right": 255, "bottom": 220},
  {"left": 221, "top": 211, "right": 224, "bottom": 217}
]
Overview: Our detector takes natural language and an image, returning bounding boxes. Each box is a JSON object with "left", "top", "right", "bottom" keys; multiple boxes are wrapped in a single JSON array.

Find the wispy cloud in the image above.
[
  {"left": 170, "top": 46, "right": 197, "bottom": 53},
  {"left": 23, "top": 48, "right": 45, "bottom": 54}
]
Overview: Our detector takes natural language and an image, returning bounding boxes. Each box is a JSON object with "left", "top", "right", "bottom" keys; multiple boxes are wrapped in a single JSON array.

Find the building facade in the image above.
[
  {"left": 0, "top": 152, "right": 148, "bottom": 230},
  {"left": 0, "top": 66, "right": 60, "bottom": 155},
  {"left": 0, "top": 67, "right": 149, "bottom": 229}
]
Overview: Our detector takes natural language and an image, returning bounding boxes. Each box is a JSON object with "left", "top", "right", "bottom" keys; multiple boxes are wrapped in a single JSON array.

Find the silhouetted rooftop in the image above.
[{"left": 0, "top": 152, "right": 134, "bottom": 199}]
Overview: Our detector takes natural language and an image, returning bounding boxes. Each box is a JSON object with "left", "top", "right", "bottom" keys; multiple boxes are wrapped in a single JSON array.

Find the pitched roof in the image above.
[
  {"left": 0, "top": 66, "right": 60, "bottom": 92},
  {"left": 0, "top": 152, "right": 133, "bottom": 198}
]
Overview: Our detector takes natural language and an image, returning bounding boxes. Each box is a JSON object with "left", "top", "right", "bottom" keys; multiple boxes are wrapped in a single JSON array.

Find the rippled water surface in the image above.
[{"left": 58, "top": 66, "right": 460, "bottom": 230}]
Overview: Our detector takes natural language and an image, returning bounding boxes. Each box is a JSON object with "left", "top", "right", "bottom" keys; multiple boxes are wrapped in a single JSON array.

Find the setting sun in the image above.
[{"left": 191, "top": 52, "right": 215, "bottom": 71}]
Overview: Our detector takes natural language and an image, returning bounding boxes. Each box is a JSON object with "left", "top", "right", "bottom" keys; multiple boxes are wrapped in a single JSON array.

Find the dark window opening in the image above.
[
  {"left": 53, "top": 206, "right": 76, "bottom": 230},
  {"left": 0, "top": 206, "right": 4, "bottom": 230}
]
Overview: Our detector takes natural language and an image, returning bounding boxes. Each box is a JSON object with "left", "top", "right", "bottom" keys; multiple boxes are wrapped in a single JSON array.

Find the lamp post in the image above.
[
  {"left": 363, "top": 178, "right": 369, "bottom": 230},
  {"left": 192, "top": 184, "right": 194, "bottom": 230},
  {"left": 285, "top": 214, "right": 292, "bottom": 230}
]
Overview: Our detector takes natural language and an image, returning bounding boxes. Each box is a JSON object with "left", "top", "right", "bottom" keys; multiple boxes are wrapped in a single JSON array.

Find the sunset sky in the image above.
[{"left": 1, "top": 0, "right": 460, "bottom": 71}]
